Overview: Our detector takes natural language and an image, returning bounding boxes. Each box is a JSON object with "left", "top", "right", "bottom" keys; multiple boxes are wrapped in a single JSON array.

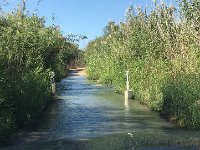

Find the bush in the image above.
[
  {"left": 85, "top": 1, "right": 200, "bottom": 129},
  {"left": 0, "top": 5, "right": 81, "bottom": 141},
  {"left": 162, "top": 74, "right": 200, "bottom": 128}
]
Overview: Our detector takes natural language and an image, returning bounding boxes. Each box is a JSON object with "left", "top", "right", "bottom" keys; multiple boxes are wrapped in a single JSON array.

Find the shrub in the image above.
[
  {"left": 85, "top": 0, "right": 200, "bottom": 129},
  {"left": 0, "top": 5, "right": 81, "bottom": 141},
  {"left": 162, "top": 74, "right": 200, "bottom": 128}
]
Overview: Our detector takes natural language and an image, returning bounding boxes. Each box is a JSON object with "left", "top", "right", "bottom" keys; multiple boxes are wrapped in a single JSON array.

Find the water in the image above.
[{"left": 1, "top": 70, "right": 200, "bottom": 150}]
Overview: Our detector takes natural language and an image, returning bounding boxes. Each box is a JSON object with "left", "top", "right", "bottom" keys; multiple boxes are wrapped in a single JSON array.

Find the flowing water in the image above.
[{"left": 2, "top": 70, "right": 200, "bottom": 150}]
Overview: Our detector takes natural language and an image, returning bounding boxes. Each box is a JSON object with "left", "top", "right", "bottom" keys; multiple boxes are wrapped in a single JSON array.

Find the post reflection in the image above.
[{"left": 124, "top": 98, "right": 129, "bottom": 112}]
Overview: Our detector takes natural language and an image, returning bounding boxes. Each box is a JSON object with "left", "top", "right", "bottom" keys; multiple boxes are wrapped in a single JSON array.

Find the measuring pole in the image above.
[
  {"left": 125, "top": 71, "right": 132, "bottom": 100},
  {"left": 126, "top": 71, "right": 129, "bottom": 91},
  {"left": 51, "top": 71, "right": 56, "bottom": 94}
]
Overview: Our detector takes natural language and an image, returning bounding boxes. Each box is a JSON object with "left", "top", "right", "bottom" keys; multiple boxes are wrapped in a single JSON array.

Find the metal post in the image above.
[
  {"left": 125, "top": 71, "right": 132, "bottom": 100},
  {"left": 51, "top": 71, "right": 56, "bottom": 94},
  {"left": 126, "top": 71, "right": 129, "bottom": 91}
]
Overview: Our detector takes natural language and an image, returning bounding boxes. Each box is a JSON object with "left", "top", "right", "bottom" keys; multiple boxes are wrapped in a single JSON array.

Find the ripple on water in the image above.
[{"left": 2, "top": 71, "right": 200, "bottom": 149}]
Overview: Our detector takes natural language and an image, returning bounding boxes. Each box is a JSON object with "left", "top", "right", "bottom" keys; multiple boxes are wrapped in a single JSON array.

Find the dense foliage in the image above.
[
  {"left": 0, "top": 8, "right": 81, "bottom": 141},
  {"left": 85, "top": 0, "right": 200, "bottom": 129}
]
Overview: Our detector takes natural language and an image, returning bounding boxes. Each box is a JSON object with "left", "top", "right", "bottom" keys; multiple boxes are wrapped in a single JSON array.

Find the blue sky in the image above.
[{"left": 1, "top": 0, "right": 176, "bottom": 49}]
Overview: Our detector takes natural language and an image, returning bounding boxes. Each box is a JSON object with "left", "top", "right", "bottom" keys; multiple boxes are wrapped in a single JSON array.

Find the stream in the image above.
[{"left": 2, "top": 69, "right": 200, "bottom": 150}]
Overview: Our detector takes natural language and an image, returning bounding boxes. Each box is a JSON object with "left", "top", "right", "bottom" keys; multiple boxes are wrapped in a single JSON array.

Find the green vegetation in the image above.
[
  {"left": 85, "top": 0, "right": 200, "bottom": 129},
  {"left": 0, "top": 3, "right": 83, "bottom": 142}
]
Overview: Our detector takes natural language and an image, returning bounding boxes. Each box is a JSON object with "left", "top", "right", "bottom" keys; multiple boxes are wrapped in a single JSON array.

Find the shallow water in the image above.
[{"left": 2, "top": 70, "right": 200, "bottom": 150}]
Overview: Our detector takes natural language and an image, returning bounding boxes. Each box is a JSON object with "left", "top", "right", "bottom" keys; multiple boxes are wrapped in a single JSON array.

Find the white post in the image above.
[
  {"left": 126, "top": 71, "right": 129, "bottom": 91},
  {"left": 125, "top": 71, "right": 132, "bottom": 99},
  {"left": 51, "top": 71, "right": 56, "bottom": 94}
]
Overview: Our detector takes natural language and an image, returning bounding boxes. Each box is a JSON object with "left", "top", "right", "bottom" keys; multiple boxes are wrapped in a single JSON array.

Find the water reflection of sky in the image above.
[{"left": 41, "top": 72, "right": 177, "bottom": 140}]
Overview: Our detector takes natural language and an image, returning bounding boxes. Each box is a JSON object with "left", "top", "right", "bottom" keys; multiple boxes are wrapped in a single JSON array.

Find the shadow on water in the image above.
[{"left": 1, "top": 70, "right": 200, "bottom": 150}]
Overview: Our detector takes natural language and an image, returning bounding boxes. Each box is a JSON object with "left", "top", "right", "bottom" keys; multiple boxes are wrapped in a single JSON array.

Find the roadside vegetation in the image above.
[
  {"left": 0, "top": 2, "right": 84, "bottom": 142},
  {"left": 85, "top": 0, "right": 200, "bottom": 129}
]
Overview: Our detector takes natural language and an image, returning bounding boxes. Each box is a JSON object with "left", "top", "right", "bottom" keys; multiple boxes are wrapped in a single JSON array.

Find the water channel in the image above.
[{"left": 2, "top": 70, "right": 200, "bottom": 150}]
